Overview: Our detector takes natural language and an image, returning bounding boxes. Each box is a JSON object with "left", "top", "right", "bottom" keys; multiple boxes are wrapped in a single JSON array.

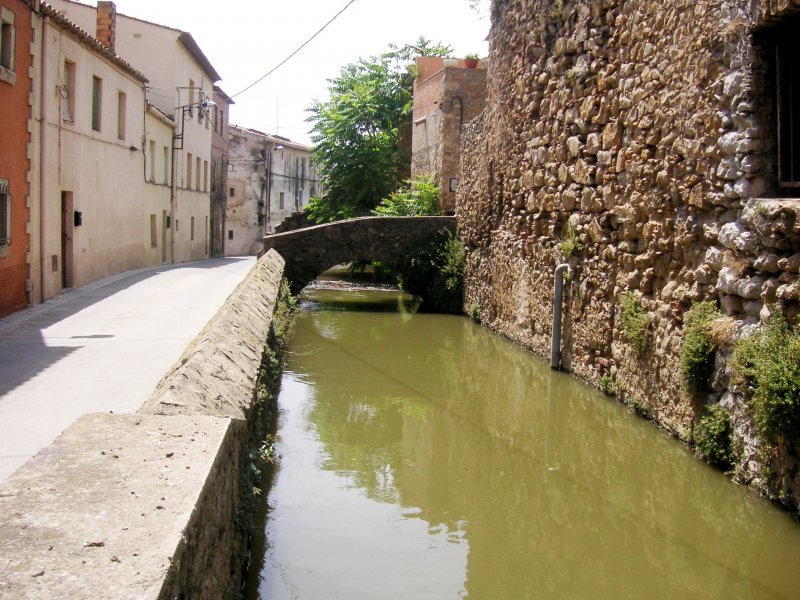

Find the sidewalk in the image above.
[{"left": 0, "top": 256, "right": 256, "bottom": 481}]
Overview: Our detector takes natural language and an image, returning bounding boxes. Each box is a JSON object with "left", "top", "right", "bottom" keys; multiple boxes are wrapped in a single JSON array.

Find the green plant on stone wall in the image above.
[
  {"left": 680, "top": 300, "right": 721, "bottom": 396},
  {"left": 694, "top": 404, "right": 733, "bottom": 469},
  {"left": 619, "top": 292, "right": 651, "bottom": 353},
  {"left": 396, "top": 228, "right": 465, "bottom": 313},
  {"left": 732, "top": 310, "right": 800, "bottom": 443},
  {"left": 372, "top": 174, "right": 442, "bottom": 217},
  {"left": 559, "top": 223, "right": 584, "bottom": 258},
  {"left": 599, "top": 374, "right": 617, "bottom": 396}
]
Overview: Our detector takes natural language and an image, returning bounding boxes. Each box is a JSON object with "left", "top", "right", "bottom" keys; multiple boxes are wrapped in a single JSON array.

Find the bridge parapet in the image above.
[{"left": 261, "top": 216, "right": 457, "bottom": 293}]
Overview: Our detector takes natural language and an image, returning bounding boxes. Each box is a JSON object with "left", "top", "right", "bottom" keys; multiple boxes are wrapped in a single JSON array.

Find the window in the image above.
[
  {"left": 203, "top": 160, "right": 208, "bottom": 192},
  {"left": 149, "top": 140, "right": 156, "bottom": 181},
  {"left": 228, "top": 229, "right": 233, "bottom": 240},
  {"left": 213, "top": 105, "right": 218, "bottom": 132},
  {"left": 279, "top": 191, "right": 285, "bottom": 209},
  {"left": 0, "top": 7, "right": 15, "bottom": 83},
  {"left": 117, "top": 91, "right": 126, "bottom": 140},
  {"left": 188, "top": 78, "right": 195, "bottom": 116},
  {"left": 219, "top": 110, "right": 224, "bottom": 134},
  {"left": 777, "top": 30, "right": 800, "bottom": 186},
  {"left": 229, "top": 187, "right": 234, "bottom": 197},
  {"left": 186, "top": 153, "right": 192, "bottom": 189},
  {"left": 91, "top": 76, "right": 102, "bottom": 131},
  {"left": 62, "top": 60, "right": 76, "bottom": 122},
  {"left": 150, "top": 214, "right": 157, "bottom": 247},
  {"left": 163, "top": 146, "right": 169, "bottom": 184},
  {"left": 190, "top": 216, "right": 195, "bottom": 241},
  {"left": 0, "top": 179, "right": 10, "bottom": 246},
  {"left": 195, "top": 157, "right": 201, "bottom": 190}
]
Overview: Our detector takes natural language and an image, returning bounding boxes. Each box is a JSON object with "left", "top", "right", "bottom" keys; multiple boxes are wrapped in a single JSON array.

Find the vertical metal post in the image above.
[{"left": 551, "top": 264, "right": 570, "bottom": 369}]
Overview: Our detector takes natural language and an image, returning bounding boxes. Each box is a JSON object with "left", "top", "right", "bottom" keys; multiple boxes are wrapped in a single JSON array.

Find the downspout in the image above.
[
  {"left": 38, "top": 15, "right": 49, "bottom": 301},
  {"left": 169, "top": 130, "right": 177, "bottom": 264},
  {"left": 550, "top": 263, "right": 571, "bottom": 369}
]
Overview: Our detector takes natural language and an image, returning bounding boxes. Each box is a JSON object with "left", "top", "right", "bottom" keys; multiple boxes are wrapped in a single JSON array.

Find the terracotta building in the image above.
[
  {"left": 0, "top": 0, "right": 36, "bottom": 317},
  {"left": 411, "top": 56, "right": 486, "bottom": 214}
]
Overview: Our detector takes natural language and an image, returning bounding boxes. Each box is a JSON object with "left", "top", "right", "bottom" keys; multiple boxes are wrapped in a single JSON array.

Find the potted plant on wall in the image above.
[{"left": 464, "top": 53, "right": 480, "bottom": 68}]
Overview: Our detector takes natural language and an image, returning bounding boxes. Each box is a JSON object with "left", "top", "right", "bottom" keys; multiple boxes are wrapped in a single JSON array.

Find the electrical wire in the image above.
[{"left": 230, "top": 0, "right": 357, "bottom": 99}]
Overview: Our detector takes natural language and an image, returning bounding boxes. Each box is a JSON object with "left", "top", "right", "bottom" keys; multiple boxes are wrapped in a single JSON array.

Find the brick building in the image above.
[
  {"left": 0, "top": 0, "right": 36, "bottom": 317},
  {"left": 411, "top": 56, "right": 486, "bottom": 213}
]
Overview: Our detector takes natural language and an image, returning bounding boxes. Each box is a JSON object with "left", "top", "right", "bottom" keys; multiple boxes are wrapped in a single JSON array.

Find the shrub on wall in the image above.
[
  {"left": 694, "top": 404, "right": 732, "bottom": 468},
  {"left": 372, "top": 174, "right": 441, "bottom": 216},
  {"left": 680, "top": 301, "right": 721, "bottom": 395},
  {"left": 619, "top": 292, "right": 651, "bottom": 353},
  {"left": 732, "top": 311, "right": 800, "bottom": 443},
  {"left": 396, "top": 229, "right": 465, "bottom": 313}
]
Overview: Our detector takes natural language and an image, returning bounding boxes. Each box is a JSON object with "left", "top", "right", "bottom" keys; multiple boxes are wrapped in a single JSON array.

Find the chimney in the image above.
[{"left": 96, "top": 1, "right": 116, "bottom": 53}]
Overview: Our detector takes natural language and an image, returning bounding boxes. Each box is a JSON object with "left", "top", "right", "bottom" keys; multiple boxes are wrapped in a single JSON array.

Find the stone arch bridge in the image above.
[{"left": 261, "top": 216, "right": 457, "bottom": 293}]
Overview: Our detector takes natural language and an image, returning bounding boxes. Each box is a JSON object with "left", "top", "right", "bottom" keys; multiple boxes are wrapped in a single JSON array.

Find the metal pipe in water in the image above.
[{"left": 550, "top": 264, "right": 570, "bottom": 369}]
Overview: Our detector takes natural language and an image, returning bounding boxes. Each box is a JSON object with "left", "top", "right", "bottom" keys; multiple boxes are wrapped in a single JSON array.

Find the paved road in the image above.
[{"left": 0, "top": 256, "right": 256, "bottom": 481}]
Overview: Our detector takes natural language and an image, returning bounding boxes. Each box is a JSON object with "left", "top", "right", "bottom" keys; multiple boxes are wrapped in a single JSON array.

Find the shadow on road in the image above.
[{"left": 0, "top": 257, "right": 252, "bottom": 399}]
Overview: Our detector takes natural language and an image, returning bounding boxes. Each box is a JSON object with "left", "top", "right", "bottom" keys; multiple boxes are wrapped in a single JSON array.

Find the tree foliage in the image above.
[
  {"left": 372, "top": 174, "right": 441, "bottom": 217},
  {"left": 306, "top": 38, "right": 450, "bottom": 222}
]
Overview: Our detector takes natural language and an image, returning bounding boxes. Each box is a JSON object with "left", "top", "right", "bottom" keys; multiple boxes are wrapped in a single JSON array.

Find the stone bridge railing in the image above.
[{"left": 261, "top": 216, "right": 457, "bottom": 293}]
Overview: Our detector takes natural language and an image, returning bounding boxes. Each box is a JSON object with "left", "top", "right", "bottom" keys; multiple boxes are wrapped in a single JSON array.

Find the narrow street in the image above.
[{"left": 0, "top": 257, "right": 256, "bottom": 482}]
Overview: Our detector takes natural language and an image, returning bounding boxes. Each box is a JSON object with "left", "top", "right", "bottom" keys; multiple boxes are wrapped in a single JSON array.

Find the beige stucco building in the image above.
[
  {"left": 226, "top": 126, "right": 318, "bottom": 255},
  {"left": 29, "top": 4, "right": 148, "bottom": 301},
  {"left": 143, "top": 103, "right": 174, "bottom": 267},
  {"left": 50, "top": 0, "right": 220, "bottom": 263}
]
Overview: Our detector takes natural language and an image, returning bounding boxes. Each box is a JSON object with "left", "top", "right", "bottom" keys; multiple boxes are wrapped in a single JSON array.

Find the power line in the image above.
[{"left": 231, "top": 0, "right": 357, "bottom": 99}]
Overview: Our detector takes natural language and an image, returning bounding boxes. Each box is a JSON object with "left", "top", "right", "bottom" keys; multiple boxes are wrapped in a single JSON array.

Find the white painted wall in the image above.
[{"left": 32, "top": 16, "right": 147, "bottom": 300}]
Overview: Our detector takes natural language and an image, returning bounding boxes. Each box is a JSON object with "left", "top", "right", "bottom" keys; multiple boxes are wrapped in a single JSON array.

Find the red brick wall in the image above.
[{"left": 0, "top": 0, "right": 33, "bottom": 317}]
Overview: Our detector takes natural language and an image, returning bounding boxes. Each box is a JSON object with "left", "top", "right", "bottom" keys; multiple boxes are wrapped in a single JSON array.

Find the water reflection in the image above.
[{"left": 251, "top": 289, "right": 800, "bottom": 599}]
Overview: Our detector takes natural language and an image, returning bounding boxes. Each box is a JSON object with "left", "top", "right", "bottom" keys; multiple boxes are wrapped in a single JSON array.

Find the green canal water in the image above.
[{"left": 246, "top": 284, "right": 800, "bottom": 599}]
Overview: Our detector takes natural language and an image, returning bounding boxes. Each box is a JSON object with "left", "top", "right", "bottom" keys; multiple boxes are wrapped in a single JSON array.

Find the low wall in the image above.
[{"left": 0, "top": 250, "right": 287, "bottom": 598}]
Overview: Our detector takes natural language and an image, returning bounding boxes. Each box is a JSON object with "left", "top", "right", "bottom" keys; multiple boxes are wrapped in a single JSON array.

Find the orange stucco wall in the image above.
[{"left": 0, "top": 0, "right": 33, "bottom": 317}]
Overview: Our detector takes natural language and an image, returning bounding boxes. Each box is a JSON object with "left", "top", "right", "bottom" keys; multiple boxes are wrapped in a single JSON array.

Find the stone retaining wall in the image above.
[
  {"left": 0, "top": 250, "right": 286, "bottom": 598},
  {"left": 458, "top": 0, "right": 800, "bottom": 510}
]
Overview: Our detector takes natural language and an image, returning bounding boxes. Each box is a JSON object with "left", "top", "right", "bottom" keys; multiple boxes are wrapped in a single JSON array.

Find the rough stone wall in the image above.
[{"left": 458, "top": 0, "right": 800, "bottom": 509}]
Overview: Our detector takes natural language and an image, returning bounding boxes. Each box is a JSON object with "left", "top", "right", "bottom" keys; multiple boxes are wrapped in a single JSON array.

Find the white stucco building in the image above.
[
  {"left": 226, "top": 125, "right": 319, "bottom": 255},
  {"left": 49, "top": 0, "right": 220, "bottom": 263},
  {"left": 30, "top": 4, "right": 148, "bottom": 299}
]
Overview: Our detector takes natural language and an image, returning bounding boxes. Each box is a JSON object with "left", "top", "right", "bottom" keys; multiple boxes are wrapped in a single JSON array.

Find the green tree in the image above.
[{"left": 306, "top": 38, "right": 450, "bottom": 222}]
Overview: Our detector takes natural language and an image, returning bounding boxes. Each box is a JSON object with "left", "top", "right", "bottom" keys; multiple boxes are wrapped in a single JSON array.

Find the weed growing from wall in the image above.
[
  {"left": 619, "top": 292, "right": 651, "bottom": 353},
  {"left": 732, "top": 310, "right": 800, "bottom": 443},
  {"left": 598, "top": 374, "right": 618, "bottom": 396},
  {"left": 558, "top": 223, "right": 583, "bottom": 258},
  {"left": 680, "top": 301, "right": 721, "bottom": 396},
  {"left": 694, "top": 404, "right": 732, "bottom": 469},
  {"left": 396, "top": 229, "right": 465, "bottom": 313}
]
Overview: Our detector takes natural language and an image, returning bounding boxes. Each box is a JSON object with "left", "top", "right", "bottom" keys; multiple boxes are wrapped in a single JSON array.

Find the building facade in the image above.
[
  {"left": 411, "top": 56, "right": 486, "bottom": 214},
  {"left": 210, "top": 85, "right": 233, "bottom": 257},
  {"left": 0, "top": 0, "right": 36, "bottom": 317},
  {"left": 143, "top": 103, "right": 174, "bottom": 267},
  {"left": 31, "top": 3, "right": 147, "bottom": 300},
  {"left": 50, "top": 0, "right": 220, "bottom": 263},
  {"left": 226, "top": 126, "right": 318, "bottom": 255}
]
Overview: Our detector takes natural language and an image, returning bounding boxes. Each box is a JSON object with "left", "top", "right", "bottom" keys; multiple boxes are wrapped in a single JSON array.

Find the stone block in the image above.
[{"left": 0, "top": 413, "right": 246, "bottom": 600}]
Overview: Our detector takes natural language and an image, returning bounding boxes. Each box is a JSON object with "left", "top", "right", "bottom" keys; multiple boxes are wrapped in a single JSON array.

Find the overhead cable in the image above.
[{"left": 230, "top": 0, "right": 357, "bottom": 99}]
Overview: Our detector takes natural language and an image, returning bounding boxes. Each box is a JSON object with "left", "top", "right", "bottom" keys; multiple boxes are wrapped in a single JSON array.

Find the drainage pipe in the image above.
[{"left": 550, "top": 263, "right": 570, "bottom": 370}]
